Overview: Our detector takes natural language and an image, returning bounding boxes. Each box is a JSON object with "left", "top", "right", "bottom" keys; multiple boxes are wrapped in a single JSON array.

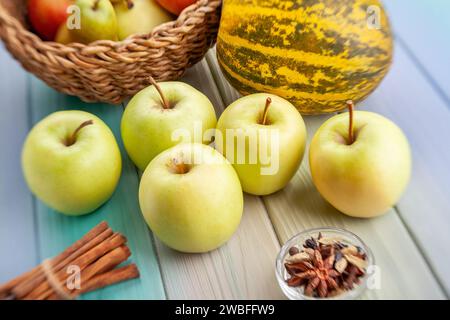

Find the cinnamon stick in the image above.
[
  {"left": 3, "top": 221, "right": 109, "bottom": 298},
  {"left": 35, "top": 245, "right": 131, "bottom": 300},
  {"left": 0, "top": 267, "right": 38, "bottom": 298},
  {"left": 80, "top": 264, "right": 140, "bottom": 295},
  {"left": 12, "top": 225, "right": 113, "bottom": 299},
  {"left": 23, "top": 233, "right": 127, "bottom": 300},
  {"left": 46, "top": 264, "right": 140, "bottom": 300},
  {"left": 0, "top": 222, "right": 140, "bottom": 300},
  {"left": 81, "top": 245, "right": 131, "bottom": 281}
]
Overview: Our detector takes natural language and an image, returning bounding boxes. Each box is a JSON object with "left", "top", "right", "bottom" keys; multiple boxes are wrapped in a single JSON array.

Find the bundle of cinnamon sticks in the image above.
[{"left": 0, "top": 221, "right": 139, "bottom": 300}]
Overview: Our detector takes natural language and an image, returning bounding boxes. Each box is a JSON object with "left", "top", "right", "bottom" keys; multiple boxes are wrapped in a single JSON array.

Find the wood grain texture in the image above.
[
  {"left": 385, "top": 0, "right": 450, "bottom": 98},
  {"left": 1, "top": 3, "right": 448, "bottom": 298},
  {"left": 153, "top": 60, "right": 284, "bottom": 299},
  {"left": 382, "top": 1, "right": 450, "bottom": 294},
  {"left": 206, "top": 48, "right": 445, "bottom": 299},
  {"left": 27, "top": 78, "right": 165, "bottom": 300},
  {"left": 362, "top": 46, "right": 450, "bottom": 295},
  {"left": 0, "top": 45, "right": 38, "bottom": 282}
]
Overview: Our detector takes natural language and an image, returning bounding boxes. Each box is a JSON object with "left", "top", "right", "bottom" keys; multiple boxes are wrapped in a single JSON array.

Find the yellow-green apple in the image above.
[
  {"left": 139, "top": 143, "right": 243, "bottom": 252},
  {"left": 215, "top": 93, "right": 307, "bottom": 195},
  {"left": 309, "top": 101, "right": 412, "bottom": 218},
  {"left": 22, "top": 110, "right": 122, "bottom": 216},
  {"left": 28, "top": 0, "right": 73, "bottom": 40},
  {"left": 156, "top": 0, "right": 196, "bottom": 15},
  {"left": 74, "top": 0, "right": 118, "bottom": 43},
  {"left": 121, "top": 78, "right": 217, "bottom": 171},
  {"left": 114, "top": 0, "right": 173, "bottom": 40},
  {"left": 55, "top": 23, "right": 83, "bottom": 44}
]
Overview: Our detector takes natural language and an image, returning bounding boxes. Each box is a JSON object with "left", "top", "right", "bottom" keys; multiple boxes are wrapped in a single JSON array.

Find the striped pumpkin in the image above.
[{"left": 216, "top": 0, "right": 393, "bottom": 114}]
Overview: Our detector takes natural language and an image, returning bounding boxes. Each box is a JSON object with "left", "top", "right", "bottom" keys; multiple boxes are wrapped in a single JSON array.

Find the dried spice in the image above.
[
  {"left": 285, "top": 252, "right": 310, "bottom": 263},
  {"left": 284, "top": 234, "right": 369, "bottom": 298},
  {"left": 0, "top": 222, "right": 139, "bottom": 300},
  {"left": 304, "top": 238, "right": 318, "bottom": 250},
  {"left": 288, "top": 246, "right": 299, "bottom": 256},
  {"left": 334, "top": 256, "right": 348, "bottom": 273}
]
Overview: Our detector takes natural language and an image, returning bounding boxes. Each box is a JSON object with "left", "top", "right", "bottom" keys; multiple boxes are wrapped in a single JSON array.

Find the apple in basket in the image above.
[
  {"left": 113, "top": 0, "right": 173, "bottom": 40},
  {"left": 56, "top": 0, "right": 120, "bottom": 44},
  {"left": 28, "top": 0, "right": 73, "bottom": 40},
  {"left": 73, "top": 0, "right": 119, "bottom": 42},
  {"left": 155, "top": 0, "right": 197, "bottom": 15}
]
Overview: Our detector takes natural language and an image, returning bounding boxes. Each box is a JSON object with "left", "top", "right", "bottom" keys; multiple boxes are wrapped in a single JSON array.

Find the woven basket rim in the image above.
[
  {"left": 0, "top": 0, "right": 221, "bottom": 52},
  {"left": 0, "top": 0, "right": 221, "bottom": 104}
]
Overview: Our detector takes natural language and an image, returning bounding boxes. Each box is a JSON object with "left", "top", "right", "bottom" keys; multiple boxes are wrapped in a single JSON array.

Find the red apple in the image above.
[
  {"left": 156, "top": 0, "right": 196, "bottom": 16},
  {"left": 28, "top": 0, "right": 73, "bottom": 41}
]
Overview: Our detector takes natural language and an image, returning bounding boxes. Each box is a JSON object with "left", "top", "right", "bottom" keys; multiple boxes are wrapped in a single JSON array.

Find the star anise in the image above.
[
  {"left": 284, "top": 233, "right": 369, "bottom": 298},
  {"left": 286, "top": 248, "right": 339, "bottom": 298},
  {"left": 304, "top": 237, "right": 318, "bottom": 250}
]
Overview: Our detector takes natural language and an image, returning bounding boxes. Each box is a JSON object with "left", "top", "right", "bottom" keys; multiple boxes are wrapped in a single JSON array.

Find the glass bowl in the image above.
[{"left": 275, "top": 227, "right": 374, "bottom": 300}]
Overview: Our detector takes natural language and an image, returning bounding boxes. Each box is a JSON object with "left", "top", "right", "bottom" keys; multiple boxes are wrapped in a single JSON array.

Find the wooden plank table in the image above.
[{"left": 0, "top": 0, "right": 449, "bottom": 299}]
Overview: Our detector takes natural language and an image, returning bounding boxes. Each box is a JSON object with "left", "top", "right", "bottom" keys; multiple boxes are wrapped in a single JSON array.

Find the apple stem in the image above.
[
  {"left": 347, "top": 100, "right": 355, "bottom": 145},
  {"left": 92, "top": 0, "right": 100, "bottom": 10},
  {"left": 65, "top": 120, "right": 94, "bottom": 146},
  {"left": 260, "top": 97, "right": 272, "bottom": 125},
  {"left": 167, "top": 158, "right": 190, "bottom": 174},
  {"left": 149, "top": 76, "right": 170, "bottom": 109}
]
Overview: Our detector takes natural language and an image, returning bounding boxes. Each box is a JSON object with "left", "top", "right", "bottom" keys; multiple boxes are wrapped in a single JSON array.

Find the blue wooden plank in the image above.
[
  {"left": 28, "top": 77, "right": 166, "bottom": 299},
  {"left": 0, "top": 46, "right": 38, "bottom": 282},
  {"left": 385, "top": 0, "right": 450, "bottom": 101}
]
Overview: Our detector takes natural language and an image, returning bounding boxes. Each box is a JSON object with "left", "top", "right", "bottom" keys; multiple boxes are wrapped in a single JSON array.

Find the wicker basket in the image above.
[{"left": 0, "top": 0, "right": 221, "bottom": 104}]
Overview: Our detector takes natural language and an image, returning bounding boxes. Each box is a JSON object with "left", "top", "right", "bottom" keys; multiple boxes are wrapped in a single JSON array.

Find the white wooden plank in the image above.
[
  {"left": 0, "top": 45, "right": 37, "bottom": 282},
  {"left": 154, "top": 59, "right": 284, "bottom": 299},
  {"left": 206, "top": 47, "right": 445, "bottom": 299},
  {"left": 363, "top": 44, "right": 450, "bottom": 295}
]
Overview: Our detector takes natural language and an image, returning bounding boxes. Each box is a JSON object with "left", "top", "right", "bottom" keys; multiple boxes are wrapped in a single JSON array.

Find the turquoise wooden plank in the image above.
[
  {"left": 385, "top": 0, "right": 450, "bottom": 99},
  {"left": 0, "top": 46, "right": 37, "bottom": 282},
  {"left": 361, "top": 45, "right": 450, "bottom": 295},
  {"left": 28, "top": 77, "right": 166, "bottom": 300}
]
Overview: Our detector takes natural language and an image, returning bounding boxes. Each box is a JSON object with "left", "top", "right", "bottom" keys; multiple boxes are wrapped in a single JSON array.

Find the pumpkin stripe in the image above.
[
  {"left": 217, "top": 40, "right": 388, "bottom": 95},
  {"left": 224, "top": 15, "right": 391, "bottom": 60},
  {"left": 219, "top": 55, "right": 374, "bottom": 113},
  {"left": 219, "top": 61, "right": 360, "bottom": 114},
  {"left": 218, "top": 54, "right": 370, "bottom": 102},
  {"left": 218, "top": 33, "right": 387, "bottom": 74},
  {"left": 221, "top": 3, "right": 391, "bottom": 49},
  {"left": 217, "top": 0, "right": 393, "bottom": 114}
]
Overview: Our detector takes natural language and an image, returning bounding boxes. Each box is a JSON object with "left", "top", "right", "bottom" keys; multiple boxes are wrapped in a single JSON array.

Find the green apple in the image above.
[
  {"left": 139, "top": 143, "right": 243, "bottom": 253},
  {"left": 215, "top": 93, "right": 307, "bottom": 195},
  {"left": 309, "top": 101, "right": 412, "bottom": 218},
  {"left": 55, "top": 23, "right": 83, "bottom": 45},
  {"left": 22, "top": 110, "right": 122, "bottom": 216},
  {"left": 74, "top": 0, "right": 118, "bottom": 43},
  {"left": 121, "top": 78, "right": 217, "bottom": 171},
  {"left": 114, "top": 0, "right": 173, "bottom": 40}
]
